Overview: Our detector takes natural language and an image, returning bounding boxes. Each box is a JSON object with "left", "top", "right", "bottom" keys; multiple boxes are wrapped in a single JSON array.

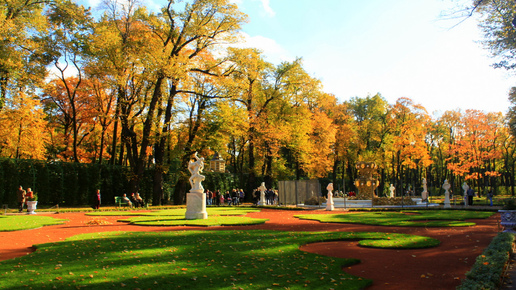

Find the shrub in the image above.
[
  {"left": 456, "top": 232, "right": 514, "bottom": 290},
  {"left": 304, "top": 196, "right": 327, "bottom": 205},
  {"left": 373, "top": 197, "right": 416, "bottom": 206}
]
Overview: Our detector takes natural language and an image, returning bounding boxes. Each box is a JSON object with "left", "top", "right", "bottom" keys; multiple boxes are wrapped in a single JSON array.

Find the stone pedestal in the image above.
[
  {"left": 185, "top": 190, "right": 208, "bottom": 220},
  {"left": 500, "top": 210, "right": 516, "bottom": 233},
  {"left": 326, "top": 191, "right": 334, "bottom": 211}
]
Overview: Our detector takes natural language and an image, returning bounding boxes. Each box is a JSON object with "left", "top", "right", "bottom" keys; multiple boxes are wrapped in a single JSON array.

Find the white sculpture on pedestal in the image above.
[
  {"left": 259, "top": 182, "right": 267, "bottom": 206},
  {"left": 185, "top": 152, "right": 208, "bottom": 219},
  {"left": 188, "top": 152, "right": 205, "bottom": 191},
  {"left": 443, "top": 179, "right": 451, "bottom": 208},
  {"left": 326, "top": 183, "right": 334, "bottom": 211},
  {"left": 462, "top": 182, "right": 469, "bottom": 206},
  {"left": 389, "top": 184, "right": 395, "bottom": 198},
  {"left": 421, "top": 178, "right": 428, "bottom": 201}
]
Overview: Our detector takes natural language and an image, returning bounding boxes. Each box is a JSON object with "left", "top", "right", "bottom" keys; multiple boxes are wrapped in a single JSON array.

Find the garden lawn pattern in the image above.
[
  {"left": 0, "top": 215, "right": 67, "bottom": 231},
  {"left": 0, "top": 230, "right": 439, "bottom": 290},
  {"left": 86, "top": 207, "right": 261, "bottom": 217},
  {"left": 295, "top": 210, "right": 495, "bottom": 227},
  {"left": 118, "top": 215, "right": 268, "bottom": 226},
  {"left": 0, "top": 209, "right": 501, "bottom": 290}
]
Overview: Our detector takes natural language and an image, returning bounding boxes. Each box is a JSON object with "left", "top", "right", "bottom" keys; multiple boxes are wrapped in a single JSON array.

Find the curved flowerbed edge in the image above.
[{"left": 456, "top": 232, "right": 514, "bottom": 290}]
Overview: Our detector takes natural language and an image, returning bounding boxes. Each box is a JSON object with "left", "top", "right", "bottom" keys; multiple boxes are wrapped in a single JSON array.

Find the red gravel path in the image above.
[{"left": 0, "top": 208, "right": 501, "bottom": 290}]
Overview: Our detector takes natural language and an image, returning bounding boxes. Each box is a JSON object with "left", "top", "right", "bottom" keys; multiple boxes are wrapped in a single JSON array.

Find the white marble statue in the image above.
[
  {"left": 443, "top": 179, "right": 451, "bottom": 208},
  {"left": 326, "top": 183, "right": 334, "bottom": 211},
  {"left": 462, "top": 182, "right": 469, "bottom": 206},
  {"left": 421, "top": 178, "right": 428, "bottom": 200},
  {"left": 185, "top": 152, "right": 207, "bottom": 220},
  {"left": 188, "top": 152, "right": 205, "bottom": 191},
  {"left": 389, "top": 184, "right": 395, "bottom": 198},
  {"left": 259, "top": 182, "right": 267, "bottom": 206}
]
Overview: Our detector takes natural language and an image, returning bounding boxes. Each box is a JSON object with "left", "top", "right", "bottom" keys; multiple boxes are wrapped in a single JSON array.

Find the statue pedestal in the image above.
[
  {"left": 444, "top": 192, "right": 451, "bottom": 208},
  {"left": 185, "top": 189, "right": 208, "bottom": 219},
  {"left": 326, "top": 192, "right": 334, "bottom": 211}
]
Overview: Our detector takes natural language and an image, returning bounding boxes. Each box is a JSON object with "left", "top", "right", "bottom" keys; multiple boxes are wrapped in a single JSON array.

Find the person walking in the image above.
[
  {"left": 467, "top": 188, "right": 475, "bottom": 206},
  {"left": 487, "top": 189, "right": 493, "bottom": 206},
  {"left": 17, "top": 186, "right": 25, "bottom": 213}
]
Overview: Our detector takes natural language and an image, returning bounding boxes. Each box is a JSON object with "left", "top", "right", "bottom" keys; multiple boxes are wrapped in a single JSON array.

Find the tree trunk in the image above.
[{"left": 152, "top": 84, "right": 177, "bottom": 205}]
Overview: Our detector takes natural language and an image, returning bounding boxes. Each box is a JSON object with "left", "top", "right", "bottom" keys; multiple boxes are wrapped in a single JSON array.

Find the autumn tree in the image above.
[
  {"left": 42, "top": 77, "right": 99, "bottom": 162},
  {"left": 0, "top": 92, "right": 48, "bottom": 159},
  {"left": 387, "top": 97, "right": 431, "bottom": 195},
  {"left": 446, "top": 109, "right": 504, "bottom": 194},
  {"left": 345, "top": 94, "right": 390, "bottom": 194},
  {"left": 0, "top": 0, "right": 52, "bottom": 109},
  {"left": 91, "top": 0, "right": 247, "bottom": 204}
]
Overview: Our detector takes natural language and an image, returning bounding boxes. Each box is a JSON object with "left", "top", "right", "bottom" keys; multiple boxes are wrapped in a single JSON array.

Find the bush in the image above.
[
  {"left": 373, "top": 197, "right": 416, "bottom": 206},
  {"left": 304, "top": 196, "right": 326, "bottom": 205},
  {"left": 456, "top": 232, "right": 514, "bottom": 290}
]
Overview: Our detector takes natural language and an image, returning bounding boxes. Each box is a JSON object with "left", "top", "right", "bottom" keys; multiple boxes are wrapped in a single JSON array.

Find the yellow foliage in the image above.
[{"left": 0, "top": 92, "right": 49, "bottom": 159}]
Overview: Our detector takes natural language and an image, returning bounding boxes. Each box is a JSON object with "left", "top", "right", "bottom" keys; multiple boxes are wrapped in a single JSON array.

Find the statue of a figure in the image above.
[
  {"left": 462, "top": 182, "right": 469, "bottom": 206},
  {"left": 326, "top": 183, "right": 334, "bottom": 211},
  {"left": 422, "top": 178, "right": 428, "bottom": 200},
  {"left": 389, "top": 184, "right": 395, "bottom": 198},
  {"left": 188, "top": 152, "right": 205, "bottom": 191},
  {"left": 443, "top": 179, "right": 451, "bottom": 208},
  {"left": 259, "top": 182, "right": 267, "bottom": 205}
]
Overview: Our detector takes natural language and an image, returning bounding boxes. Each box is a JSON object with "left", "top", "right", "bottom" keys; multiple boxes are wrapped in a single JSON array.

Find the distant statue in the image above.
[
  {"left": 259, "top": 182, "right": 267, "bottom": 205},
  {"left": 188, "top": 152, "right": 205, "bottom": 191},
  {"left": 326, "top": 183, "right": 334, "bottom": 211},
  {"left": 443, "top": 179, "right": 451, "bottom": 208},
  {"left": 422, "top": 178, "right": 428, "bottom": 200},
  {"left": 462, "top": 182, "right": 469, "bottom": 206},
  {"left": 389, "top": 184, "right": 395, "bottom": 198}
]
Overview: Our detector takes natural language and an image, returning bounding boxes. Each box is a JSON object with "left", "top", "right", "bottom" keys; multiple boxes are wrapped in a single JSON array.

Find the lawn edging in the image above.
[{"left": 456, "top": 232, "right": 514, "bottom": 290}]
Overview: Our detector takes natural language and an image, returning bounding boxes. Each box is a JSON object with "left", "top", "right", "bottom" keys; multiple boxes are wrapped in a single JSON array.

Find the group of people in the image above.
[
  {"left": 205, "top": 189, "right": 245, "bottom": 206},
  {"left": 93, "top": 190, "right": 145, "bottom": 209},
  {"left": 122, "top": 193, "right": 145, "bottom": 208},
  {"left": 16, "top": 185, "right": 34, "bottom": 213},
  {"left": 253, "top": 187, "right": 278, "bottom": 205}
]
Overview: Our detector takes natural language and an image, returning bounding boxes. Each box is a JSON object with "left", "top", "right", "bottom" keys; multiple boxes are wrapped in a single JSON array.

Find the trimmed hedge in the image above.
[
  {"left": 0, "top": 159, "right": 244, "bottom": 207},
  {"left": 456, "top": 232, "right": 514, "bottom": 290}
]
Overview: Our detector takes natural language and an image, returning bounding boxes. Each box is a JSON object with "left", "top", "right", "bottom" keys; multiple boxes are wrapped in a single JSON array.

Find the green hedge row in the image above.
[
  {"left": 0, "top": 159, "right": 136, "bottom": 207},
  {"left": 0, "top": 159, "right": 245, "bottom": 207},
  {"left": 456, "top": 232, "right": 514, "bottom": 290}
]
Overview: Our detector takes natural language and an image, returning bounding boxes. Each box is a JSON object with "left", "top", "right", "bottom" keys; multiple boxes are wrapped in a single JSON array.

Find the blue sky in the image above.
[
  {"left": 232, "top": 0, "right": 516, "bottom": 115},
  {"left": 84, "top": 0, "right": 516, "bottom": 114}
]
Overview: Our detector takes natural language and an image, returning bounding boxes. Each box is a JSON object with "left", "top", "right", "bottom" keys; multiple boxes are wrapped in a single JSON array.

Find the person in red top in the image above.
[{"left": 95, "top": 189, "right": 101, "bottom": 209}]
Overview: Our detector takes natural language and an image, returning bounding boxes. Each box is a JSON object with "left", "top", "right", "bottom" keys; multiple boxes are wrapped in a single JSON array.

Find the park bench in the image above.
[{"left": 114, "top": 196, "right": 131, "bottom": 207}]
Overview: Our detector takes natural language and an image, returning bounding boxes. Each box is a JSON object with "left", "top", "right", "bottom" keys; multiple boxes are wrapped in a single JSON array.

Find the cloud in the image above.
[
  {"left": 230, "top": 0, "right": 275, "bottom": 17},
  {"left": 256, "top": 0, "right": 275, "bottom": 17},
  {"left": 233, "top": 32, "right": 292, "bottom": 64}
]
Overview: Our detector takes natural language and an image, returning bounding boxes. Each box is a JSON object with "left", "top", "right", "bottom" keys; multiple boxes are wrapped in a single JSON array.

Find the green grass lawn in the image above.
[
  {"left": 86, "top": 207, "right": 261, "bottom": 217},
  {"left": 295, "top": 210, "right": 495, "bottom": 227},
  {"left": 86, "top": 207, "right": 266, "bottom": 227},
  {"left": 0, "top": 230, "right": 440, "bottom": 290},
  {"left": 118, "top": 215, "right": 268, "bottom": 227},
  {"left": 0, "top": 215, "right": 67, "bottom": 231}
]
